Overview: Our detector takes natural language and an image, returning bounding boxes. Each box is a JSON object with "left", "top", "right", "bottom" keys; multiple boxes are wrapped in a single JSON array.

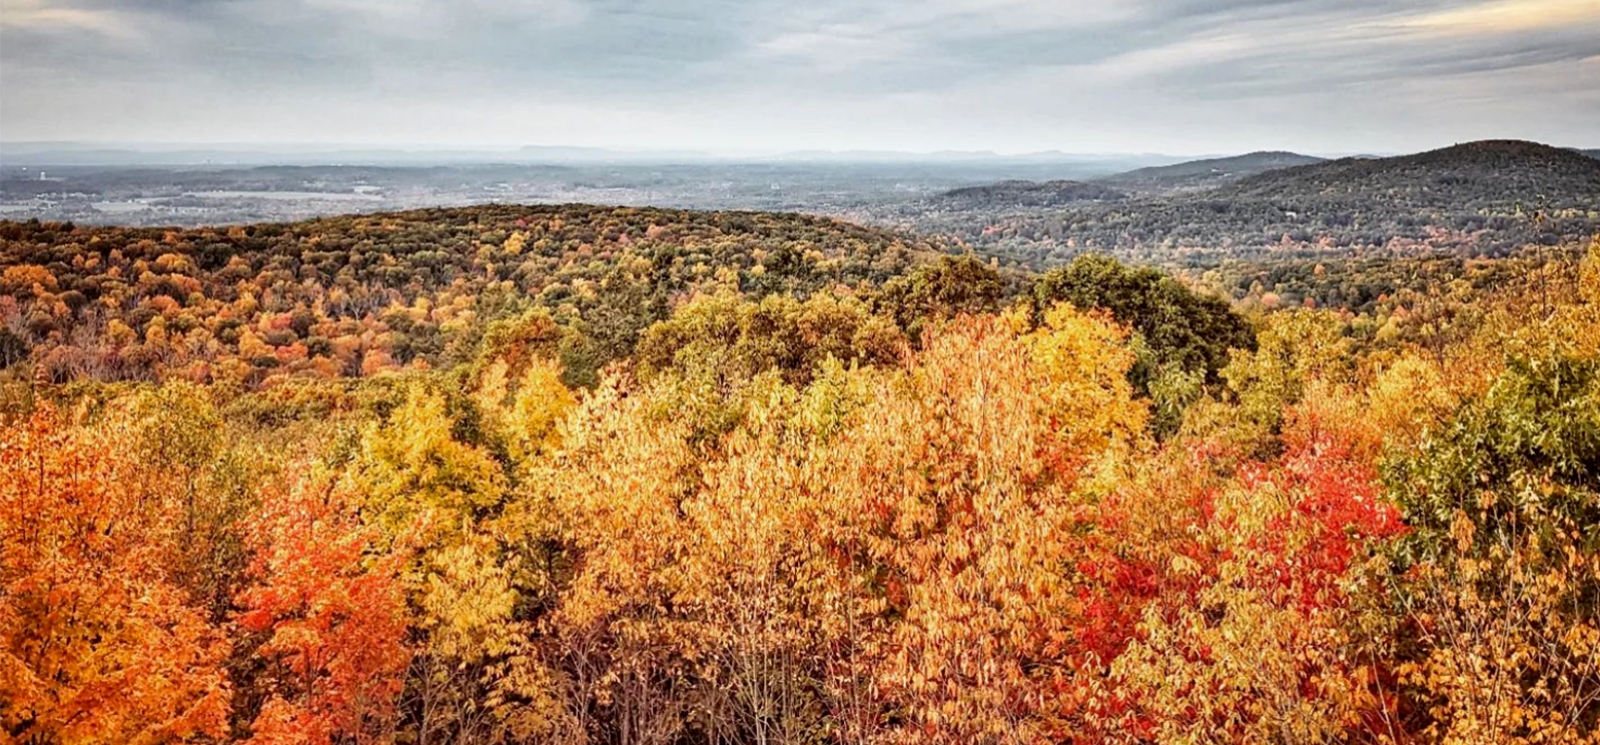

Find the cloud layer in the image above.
[{"left": 3, "top": 0, "right": 1598, "bottom": 153}]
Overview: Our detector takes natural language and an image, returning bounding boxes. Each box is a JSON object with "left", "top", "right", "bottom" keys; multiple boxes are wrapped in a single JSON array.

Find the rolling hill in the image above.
[
  {"left": 0, "top": 204, "right": 947, "bottom": 386},
  {"left": 1098, "top": 151, "right": 1327, "bottom": 194}
]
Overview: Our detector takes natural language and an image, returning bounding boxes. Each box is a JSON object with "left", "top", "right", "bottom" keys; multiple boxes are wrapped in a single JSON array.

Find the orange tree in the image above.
[{"left": 0, "top": 406, "right": 231, "bottom": 744}]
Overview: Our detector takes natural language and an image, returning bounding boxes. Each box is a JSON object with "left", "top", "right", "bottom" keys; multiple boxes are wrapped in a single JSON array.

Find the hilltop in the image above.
[
  {"left": 1227, "top": 140, "right": 1600, "bottom": 206},
  {"left": 1099, "top": 151, "right": 1327, "bottom": 194},
  {"left": 0, "top": 204, "right": 946, "bottom": 386}
]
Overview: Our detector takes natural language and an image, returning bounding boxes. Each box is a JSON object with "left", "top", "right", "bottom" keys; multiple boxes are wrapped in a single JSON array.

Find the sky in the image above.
[{"left": 2, "top": 0, "right": 1599, "bottom": 156}]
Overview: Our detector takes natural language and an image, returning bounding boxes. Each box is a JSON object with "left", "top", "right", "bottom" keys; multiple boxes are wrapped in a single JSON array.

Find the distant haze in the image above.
[{"left": 2, "top": 0, "right": 1598, "bottom": 156}]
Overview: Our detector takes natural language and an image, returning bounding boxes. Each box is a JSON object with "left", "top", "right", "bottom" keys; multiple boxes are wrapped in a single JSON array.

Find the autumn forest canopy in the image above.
[{"left": 3, "top": 199, "right": 1600, "bottom": 745}]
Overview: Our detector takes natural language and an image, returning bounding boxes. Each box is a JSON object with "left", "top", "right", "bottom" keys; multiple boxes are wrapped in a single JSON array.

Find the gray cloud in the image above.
[{"left": 2, "top": 0, "right": 1597, "bottom": 153}]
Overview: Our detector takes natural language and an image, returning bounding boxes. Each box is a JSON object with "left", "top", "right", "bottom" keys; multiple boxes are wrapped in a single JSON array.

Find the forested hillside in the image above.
[
  {"left": 1227, "top": 140, "right": 1600, "bottom": 204},
  {"left": 3, "top": 203, "right": 1600, "bottom": 745}
]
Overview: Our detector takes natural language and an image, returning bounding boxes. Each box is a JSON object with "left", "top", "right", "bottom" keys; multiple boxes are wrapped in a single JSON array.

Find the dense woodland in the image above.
[
  {"left": 3, "top": 201, "right": 1600, "bottom": 745},
  {"left": 0, "top": 206, "right": 945, "bottom": 389}
]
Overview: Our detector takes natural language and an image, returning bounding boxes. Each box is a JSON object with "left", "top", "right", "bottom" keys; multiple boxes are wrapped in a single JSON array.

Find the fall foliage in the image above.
[{"left": 4, "top": 210, "right": 1599, "bottom": 744}]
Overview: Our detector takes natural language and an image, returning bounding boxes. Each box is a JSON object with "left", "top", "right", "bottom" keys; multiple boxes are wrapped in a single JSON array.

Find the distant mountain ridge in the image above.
[
  {"left": 888, "top": 139, "right": 1600, "bottom": 266},
  {"left": 1099, "top": 151, "right": 1327, "bottom": 193},
  {"left": 931, "top": 180, "right": 1126, "bottom": 208},
  {"left": 0, "top": 141, "right": 1185, "bottom": 171}
]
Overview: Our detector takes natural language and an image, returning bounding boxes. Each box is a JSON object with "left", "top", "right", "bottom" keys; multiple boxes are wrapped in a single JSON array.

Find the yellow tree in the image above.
[
  {"left": 339, "top": 382, "right": 571, "bottom": 743},
  {"left": 538, "top": 375, "right": 702, "bottom": 745},
  {"left": 807, "top": 308, "right": 1145, "bottom": 744},
  {"left": 675, "top": 372, "right": 872, "bottom": 745},
  {"left": 343, "top": 385, "right": 506, "bottom": 546}
]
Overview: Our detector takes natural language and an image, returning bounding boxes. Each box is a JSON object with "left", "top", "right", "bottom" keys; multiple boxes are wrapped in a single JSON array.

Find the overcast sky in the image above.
[{"left": 3, "top": 0, "right": 1598, "bottom": 155}]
